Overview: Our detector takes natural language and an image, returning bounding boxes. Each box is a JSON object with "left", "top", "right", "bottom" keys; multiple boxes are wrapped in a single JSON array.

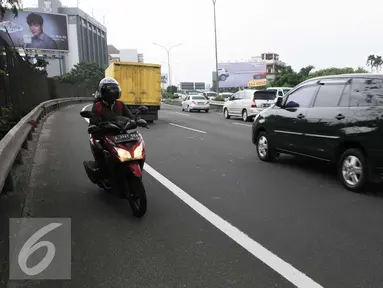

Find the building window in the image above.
[{"left": 69, "top": 15, "right": 76, "bottom": 21}]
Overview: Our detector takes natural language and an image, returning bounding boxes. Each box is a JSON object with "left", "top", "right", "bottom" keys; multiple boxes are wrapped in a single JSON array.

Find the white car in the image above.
[
  {"left": 223, "top": 89, "right": 276, "bottom": 122},
  {"left": 181, "top": 95, "right": 210, "bottom": 113},
  {"left": 266, "top": 87, "right": 292, "bottom": 97}
]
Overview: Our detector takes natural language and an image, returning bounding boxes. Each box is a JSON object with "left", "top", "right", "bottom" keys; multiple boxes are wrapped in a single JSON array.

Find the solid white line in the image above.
[
  {"left": 233, "top": 122, "right": 252, "bottom": 127},
  {"left": 144, "top": 164, "right": 323, "bottom": 288},
  {"left": 79, "top": 104, "right": 322, "bottom": 287},
  {"left": 169, "top": 123, "right": 206, "bottom": 134}
]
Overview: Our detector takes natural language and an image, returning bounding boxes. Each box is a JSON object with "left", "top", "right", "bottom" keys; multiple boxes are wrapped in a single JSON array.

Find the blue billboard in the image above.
[{"left": 217, "top": 61, "right": 267, "bottom": 88}]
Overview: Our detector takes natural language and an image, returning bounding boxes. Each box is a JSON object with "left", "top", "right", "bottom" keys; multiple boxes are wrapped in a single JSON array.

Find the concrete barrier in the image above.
[{"left": 0, "top": 97, "right": 93, "bottom": 194}]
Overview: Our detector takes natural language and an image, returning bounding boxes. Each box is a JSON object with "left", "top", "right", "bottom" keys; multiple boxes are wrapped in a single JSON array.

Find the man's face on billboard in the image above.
[{"left": 29, "top": 24, "right": 42, "bottom": 36}]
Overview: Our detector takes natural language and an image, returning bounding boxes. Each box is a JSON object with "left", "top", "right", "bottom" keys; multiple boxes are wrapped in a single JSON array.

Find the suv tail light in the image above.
[
  {"left": 192, "top": 101, "right": 196, "bottom": 104},
  {"left": 251, "top": 100, "right": 257, "bottom": 108}
]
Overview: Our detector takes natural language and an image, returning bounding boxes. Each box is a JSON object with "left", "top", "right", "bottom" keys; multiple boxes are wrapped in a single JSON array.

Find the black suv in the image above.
[{"left": 252, "top": 74, "right": 383, "bottom": 192}]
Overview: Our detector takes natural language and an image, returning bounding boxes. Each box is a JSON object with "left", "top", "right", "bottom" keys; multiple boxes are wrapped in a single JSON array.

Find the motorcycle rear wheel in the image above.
[{"left": 127, "top": 176, "right": 147, "bottom": 218}]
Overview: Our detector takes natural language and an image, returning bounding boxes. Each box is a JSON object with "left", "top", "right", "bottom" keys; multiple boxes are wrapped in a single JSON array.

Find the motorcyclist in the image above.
[
  {"left": 89, "top": 77, "right": 133, "bottom": 125},
  {"left": 88, "top": 77, "right": 134, "bottom": 189}
]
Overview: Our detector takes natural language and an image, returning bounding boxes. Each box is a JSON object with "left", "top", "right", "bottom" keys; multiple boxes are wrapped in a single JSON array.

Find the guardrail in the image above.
[{"left": 0, "top": 97, "right": 93, "bottom": 194}]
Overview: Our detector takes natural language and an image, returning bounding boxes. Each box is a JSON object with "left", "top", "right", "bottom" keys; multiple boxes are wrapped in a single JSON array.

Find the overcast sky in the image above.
[{"left": 23, "top": 0, "right": 380, "bottom": 85}]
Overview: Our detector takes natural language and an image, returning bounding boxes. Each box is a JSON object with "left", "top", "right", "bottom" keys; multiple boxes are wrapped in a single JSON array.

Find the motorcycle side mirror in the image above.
[
  {"left": 138, "top": 105, "right": 149, "bottom": 112},
  {"left": 80, "top": 111, "right": 94, "bottom": 118},
  {"left": 137, "top": 118, "right": 148, "bottom": 128}
]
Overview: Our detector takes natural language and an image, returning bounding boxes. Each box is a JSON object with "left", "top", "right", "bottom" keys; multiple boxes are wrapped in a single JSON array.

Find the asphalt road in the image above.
[{"left": 6, "top": 103, "right": 383, "bottom": 288}]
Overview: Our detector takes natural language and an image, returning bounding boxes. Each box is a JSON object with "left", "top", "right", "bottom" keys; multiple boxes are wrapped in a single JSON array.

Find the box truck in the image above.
[{"left": 105, "top": 62, "right": 162, "bottom": 122}]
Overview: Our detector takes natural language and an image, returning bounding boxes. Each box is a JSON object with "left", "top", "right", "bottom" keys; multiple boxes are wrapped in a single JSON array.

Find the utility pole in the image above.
[
  {"left": 152, "top": 42, "right": 182, "bottom": 87},
  {"left": 212, "top": 0, "right": 219, "bottom": 95}
]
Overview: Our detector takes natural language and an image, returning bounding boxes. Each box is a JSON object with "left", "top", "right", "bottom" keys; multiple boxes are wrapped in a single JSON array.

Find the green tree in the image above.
[
  {"left": 366, "top": 54, "right": 383, "bottom": 72},
  {"left": 1, "top": 0, "right": 21, "bottom": 18},
  {"left": 271, "top": 65, "right": 368, "bottom": 87},
  {"left": 54, "top": 62, "right": 104, "bottom": 90}
]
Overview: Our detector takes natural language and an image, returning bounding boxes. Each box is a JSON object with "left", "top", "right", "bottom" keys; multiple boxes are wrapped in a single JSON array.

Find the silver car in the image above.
[{"left": 181, "top": 95, "right": 210, "bottom": 112}]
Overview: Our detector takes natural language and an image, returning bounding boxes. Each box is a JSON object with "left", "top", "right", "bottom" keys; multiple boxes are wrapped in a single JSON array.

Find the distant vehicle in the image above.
[
  {"left": 267, "top": 87, "right": 292, "bottom": 97},
  {"left": 182, "top": 95, "right": 210, "bottom": 113},
  {"left": 252, "top": 73, "right": 383, "bottom": 192},
  {"left": 223, "top": 89, "right": 276, "bottom": 121},
  {"left": 218, "top": 68, "right": 230, "bottom": 81},
  {"left": 202, "top": 91, "right": 217, "bottom": 100}
]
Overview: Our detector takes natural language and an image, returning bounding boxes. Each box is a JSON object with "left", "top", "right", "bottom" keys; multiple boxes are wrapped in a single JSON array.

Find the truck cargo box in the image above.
[{"left": 105, "top": 62, "right": 161, "bottom": 122}]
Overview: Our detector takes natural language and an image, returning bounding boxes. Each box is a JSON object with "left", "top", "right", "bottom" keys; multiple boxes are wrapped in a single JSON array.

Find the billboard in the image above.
[
  {"left": 218, "top": 61, "right": 267, "bottom": 88},
  {"left": 0, "top": 10, "right": 69, "bottom": 52}
]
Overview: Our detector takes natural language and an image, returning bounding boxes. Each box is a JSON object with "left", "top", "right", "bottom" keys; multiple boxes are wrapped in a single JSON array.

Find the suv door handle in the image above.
[
  {"left": 335, "top": 114, "right": 345, "bottom": 120},
  {"left": 297, "top": 113, "right": 305, "bottom": 119}
]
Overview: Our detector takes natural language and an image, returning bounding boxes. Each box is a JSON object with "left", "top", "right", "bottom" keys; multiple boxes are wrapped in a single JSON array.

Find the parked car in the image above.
[
  {"left": 267, "top": 87, "right": 292, "bottom": 97},
  {"left": 252, "top": 74, "right": 383, "bottom": 192},
  {"left": 181, "top": 95, "right": 210, "bottom": 112},
  {"left": 223, "top": 89, "right": 277, "bottom": 121}
]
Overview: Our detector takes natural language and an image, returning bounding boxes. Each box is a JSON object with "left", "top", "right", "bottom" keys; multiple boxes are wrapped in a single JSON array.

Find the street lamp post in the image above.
[
  {"left": 212, "top": 0, "right": 219, "bottom": 95},
  {"left": 152, "top": 42, "right": 182, "bottom": 87}
]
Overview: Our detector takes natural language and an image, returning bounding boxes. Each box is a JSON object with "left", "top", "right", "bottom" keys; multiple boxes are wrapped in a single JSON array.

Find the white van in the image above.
[{"left": 223, "top": 89, "right": 277, "bottom": 122}]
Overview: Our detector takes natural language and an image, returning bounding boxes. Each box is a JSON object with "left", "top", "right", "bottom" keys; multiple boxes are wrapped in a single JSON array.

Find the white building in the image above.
[
  {"left": 252, "top": 53, "right": 286, "bottom": 81},
  {"left": 107, "top": 45, "right": 144, "bottom": 65}
]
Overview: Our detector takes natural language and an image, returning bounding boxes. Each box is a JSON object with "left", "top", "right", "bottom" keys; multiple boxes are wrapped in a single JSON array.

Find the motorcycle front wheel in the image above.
[{"left": 126, "top": 175, "right": 147, "bottom": 218}]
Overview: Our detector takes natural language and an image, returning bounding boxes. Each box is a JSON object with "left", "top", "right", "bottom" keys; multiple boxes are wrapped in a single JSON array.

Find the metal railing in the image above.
[{"left": 0, "top": 97, "right": 93, "bottom": 194}]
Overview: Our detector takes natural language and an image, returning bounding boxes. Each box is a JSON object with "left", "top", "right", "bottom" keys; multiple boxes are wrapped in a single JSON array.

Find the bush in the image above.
[
  {"left": 214, "top": 96, "right": 225, "bottom": 101},
  {"left": 168, "top": 93, "right": 179, "bottom": 99}
]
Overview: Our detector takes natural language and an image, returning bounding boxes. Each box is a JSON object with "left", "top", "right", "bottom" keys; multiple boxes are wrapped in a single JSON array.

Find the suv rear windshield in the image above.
[{"left": 253, "top": 91, "right": 276, "bottom": 100}]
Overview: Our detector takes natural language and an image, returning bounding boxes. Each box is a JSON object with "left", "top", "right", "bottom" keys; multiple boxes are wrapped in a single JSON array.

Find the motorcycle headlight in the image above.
[
  {"left": 114, "top": 147, "right": 132, "bottom": 161},
  {"left": 134, "top": 142, "right": 144, "bottom": 158}
]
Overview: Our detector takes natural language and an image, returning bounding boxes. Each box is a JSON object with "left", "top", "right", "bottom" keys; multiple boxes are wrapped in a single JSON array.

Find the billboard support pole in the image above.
[{"left": 212, "top": 0, "right": 219, "bottom": 95}]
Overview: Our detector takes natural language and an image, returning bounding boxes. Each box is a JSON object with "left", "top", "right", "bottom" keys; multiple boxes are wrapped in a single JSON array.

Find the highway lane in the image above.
[
  {"left": 148, "top": 103, "right": 383, "bottom": 288},
  {"left": 8, "top": 103, "right": 383, "bottom": 288},
  {"left": 8, "top": 104, "right": 292, "bottom": 288}
]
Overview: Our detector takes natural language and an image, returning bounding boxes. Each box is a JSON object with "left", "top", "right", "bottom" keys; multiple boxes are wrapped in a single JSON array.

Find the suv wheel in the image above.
[
  {"left": 338, "top": 148, "right": 367, "bottom": 192},
  {"left": 224, "top": 108, "right": 230, "bottom": 119},
  {"left": 256, "top": 131, "right": 275, "bottom": 162},
  {"left": 242, "top": 109, "right": 249, "bottom": 122}
]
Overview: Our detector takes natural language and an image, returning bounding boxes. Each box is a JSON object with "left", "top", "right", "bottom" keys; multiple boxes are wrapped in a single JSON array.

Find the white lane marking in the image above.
[
  {"left": 144, "top": 164, "right": 323, "bottom": 288},
  {"left": 233, "top": 122, "right": 252, "bottom": 127},
  {"left": 79, "top": 104, "right": 322, "bottom": 288},
  {"left": 169, "top": 123, "right": 206, "bottom": 134}
]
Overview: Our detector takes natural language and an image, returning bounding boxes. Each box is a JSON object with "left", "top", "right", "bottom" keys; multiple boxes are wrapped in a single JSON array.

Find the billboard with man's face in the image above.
[
  {"left": 0, "top": 10, "right": 69, "bottom": 52},
  {"left": 218, "top": 61, "right": 267, "bottom": 88}
]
